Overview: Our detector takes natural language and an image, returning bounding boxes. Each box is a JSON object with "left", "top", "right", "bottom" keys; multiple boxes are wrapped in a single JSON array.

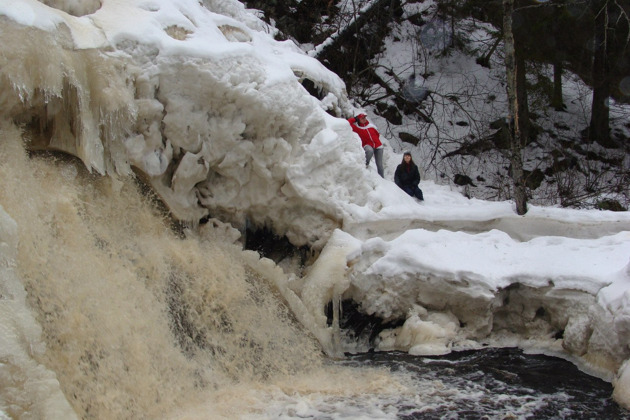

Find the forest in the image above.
[{"left": 244, "top": 0, "right": 630, "bottom": 212}]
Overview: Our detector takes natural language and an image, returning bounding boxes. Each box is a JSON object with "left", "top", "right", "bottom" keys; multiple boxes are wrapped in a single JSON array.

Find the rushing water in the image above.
[
  {"left": 234, "top": 349, "right": 630, "bottom": 419},
  {"left": 344, "top": 349, "right": 629, "bottom": 420}
]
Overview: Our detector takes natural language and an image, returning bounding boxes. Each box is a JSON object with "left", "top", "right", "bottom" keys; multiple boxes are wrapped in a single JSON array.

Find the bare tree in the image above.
[
  {"left": 589, "top": 0, "right": 612, "bottom": 145},
  {"left": 503, "top": 0, "right": 528, "bottom": 215},
  {"left": 550, "top": 0, "right": 567, "bottom": 110}
]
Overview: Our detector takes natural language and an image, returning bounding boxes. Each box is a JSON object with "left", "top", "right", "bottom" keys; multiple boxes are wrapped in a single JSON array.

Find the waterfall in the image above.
[
  {"left": 0, "top": 123, "right": 405, "bottom": 419},
  {"left": 0, "top": 125, "right": 319, "bottom": 418}
]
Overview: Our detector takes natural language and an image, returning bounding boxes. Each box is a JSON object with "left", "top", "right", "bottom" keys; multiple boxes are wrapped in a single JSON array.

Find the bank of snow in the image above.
[{"left": 302, "top": 187, "right": 630, "bottom": 407}]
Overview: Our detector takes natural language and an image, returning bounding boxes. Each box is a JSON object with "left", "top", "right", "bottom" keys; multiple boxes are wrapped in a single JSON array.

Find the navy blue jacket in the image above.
[{"left": 394, "top": 162, "right": 421, "bottom": 188}]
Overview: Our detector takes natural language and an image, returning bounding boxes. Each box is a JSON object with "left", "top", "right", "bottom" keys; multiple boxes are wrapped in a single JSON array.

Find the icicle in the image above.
[{"left": 331, "top": 287, "right": 342, "bottom": 358}]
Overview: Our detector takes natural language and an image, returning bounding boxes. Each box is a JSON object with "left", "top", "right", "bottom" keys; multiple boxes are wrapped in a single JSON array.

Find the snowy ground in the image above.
[{"left": 342, "top": 0, "right": 630, "bottom": 209}]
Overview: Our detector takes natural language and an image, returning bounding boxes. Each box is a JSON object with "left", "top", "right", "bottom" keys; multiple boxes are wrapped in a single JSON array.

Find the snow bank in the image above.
[{"left": 304, "top": 225, "right": 630, "bottom": 405}]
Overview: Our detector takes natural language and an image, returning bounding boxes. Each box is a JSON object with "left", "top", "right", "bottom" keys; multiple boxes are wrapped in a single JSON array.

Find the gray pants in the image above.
[{"left": 364, "top": 146, "right": 384, "bottom": 178}]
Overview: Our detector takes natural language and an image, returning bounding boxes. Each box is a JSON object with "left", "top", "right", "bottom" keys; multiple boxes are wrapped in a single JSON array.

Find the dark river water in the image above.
[{"left": 340, "top": 348, "right": 630, "bottom": 419}]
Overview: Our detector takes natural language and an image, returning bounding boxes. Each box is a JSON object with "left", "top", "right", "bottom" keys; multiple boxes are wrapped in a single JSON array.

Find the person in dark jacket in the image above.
[
  {"left": 347, "top": 113, "right": 384, "bottom": 178},
  {"left": 394, "top": 151, "right": 424, "bottom": 201}
]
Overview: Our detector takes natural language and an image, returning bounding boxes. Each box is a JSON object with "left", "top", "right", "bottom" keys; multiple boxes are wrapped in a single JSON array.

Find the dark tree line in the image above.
[
  {"left": 502, "top": 0, "right": 629, "bottom": 212},
  {"left": 501, "top": 0, "right": 628, "bottom": 143}
]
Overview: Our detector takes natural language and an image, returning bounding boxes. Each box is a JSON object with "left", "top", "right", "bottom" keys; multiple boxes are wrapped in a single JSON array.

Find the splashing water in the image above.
[{"left": 0, "top": 123, "right": 414, "bottom": 419}]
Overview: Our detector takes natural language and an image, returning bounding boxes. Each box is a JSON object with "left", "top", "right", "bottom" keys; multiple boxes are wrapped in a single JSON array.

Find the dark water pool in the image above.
[{"left": 342, "top": 348, "right": 630, "bottom": 419}]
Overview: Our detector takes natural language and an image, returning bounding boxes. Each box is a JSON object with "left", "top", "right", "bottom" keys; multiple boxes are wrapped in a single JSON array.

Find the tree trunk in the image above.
[
  {"left": 550, "top": 2, "right": 565, "bottom": 110},
  {"left": 551, "top": 62, "right": 565, "bottom": 110},
  {"left": 476, "top": 36, "right": 501, "bottom": 68},
  {"left": 503, "top": 0, "right": 528, "bottom": 215},
  {"left": 449, "top": 0, "right": 456, "bottom": 48},
  {"left": 589, "top": 0, "right": 611, "bottom": 146},
  {"left": 516, "top": 51, "right": 529, "bottom": 145}
]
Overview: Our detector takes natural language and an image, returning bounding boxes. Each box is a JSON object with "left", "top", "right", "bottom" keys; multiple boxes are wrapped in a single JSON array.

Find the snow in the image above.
[{"left": 1, "top": 0, "right": 630, "bottom": 413}]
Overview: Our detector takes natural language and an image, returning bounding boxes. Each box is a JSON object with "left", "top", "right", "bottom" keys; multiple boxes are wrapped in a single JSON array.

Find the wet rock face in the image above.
[{"left": 39, "top": 0, "right": 102, "bottom": 16}]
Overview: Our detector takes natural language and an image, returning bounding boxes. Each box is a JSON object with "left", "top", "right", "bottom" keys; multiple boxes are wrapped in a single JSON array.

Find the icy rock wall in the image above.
[
  {"left": 0, "top": 0, "right": 373, "bottom": 249},
  {"left": 130, "top": 56, "right": 354, "bottom": 247},
  {"left": 0, "top": 19, "right": 135, "bottom": 177},
  {"left": 337, "top": 231, "right": 630, "bottom": 401}
]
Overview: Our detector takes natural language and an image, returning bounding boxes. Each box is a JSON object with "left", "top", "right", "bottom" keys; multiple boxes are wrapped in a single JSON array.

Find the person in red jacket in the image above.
[{"left": 347, "top": 113, "right": 384, "bottom": 177}]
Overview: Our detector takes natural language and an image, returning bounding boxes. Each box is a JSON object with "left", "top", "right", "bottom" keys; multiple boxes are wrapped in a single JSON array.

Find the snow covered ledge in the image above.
[
  {"left": 0, "top": 1, "right": 371, "bottom": 251},
  {"left": 304, "top": 228, "right": 630, "bottom": 409}
]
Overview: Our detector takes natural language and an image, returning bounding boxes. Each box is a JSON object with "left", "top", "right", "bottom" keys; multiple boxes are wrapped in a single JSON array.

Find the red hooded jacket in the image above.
[{"left": 348, "top": 117, "right": 383, "bottom": 149}]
